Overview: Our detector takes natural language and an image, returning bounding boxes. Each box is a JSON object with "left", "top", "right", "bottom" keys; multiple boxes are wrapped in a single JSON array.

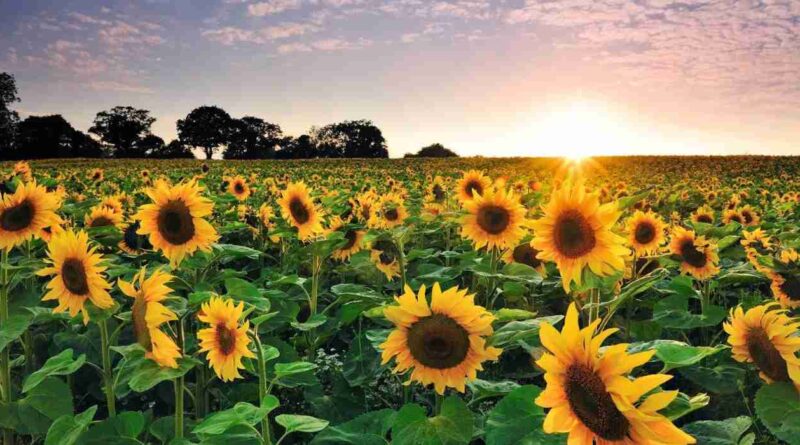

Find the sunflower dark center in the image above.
[
  {"left": 157, "top": 199, "right": 195, "bottom": 245},
  {"left": 289, "top": 197, "right": 310, "bottom": 224},
  {"left": 90, "top": 216, "right": 113, "bottom": 228},
  {"left": 554, "top": 209, "right": 596, "bottom": 258},
  {"left": 62, "top": 258, "right": 90, "bottom": 295},
  {"left": 375, "top": 240, "right": 398, "bottom": 265},
  {"left": 234, "top": 183, "right": 245, "bottom": 194},
  {"left": 465, "top": 180, "right": 482, "bottom": 198},
  {"left": 564, "top": 363, "right": 630, "bottom": 441},
  {"left": 123, "top": 221, "right": 152, "bottom": 252},
  {"left": 696, "top": 214, "right": 713, "bottom": 224},
  {"left": 746, "top": 327, "right": 790, "bottom": 382},
  {"left": 407, "top": 314, "right": 470, "bottom": 369},
  {"left": 385, "top": 208, "right": 399, "bottom": 221},
  {"left": 634, "top": 221, "right": 656, "bottom": 245},
  {"left": 729, "top": 213, "right": 743, "bottom": 223},
  {"left": 742, "top": 211, "right": 754, "bottom": 224},
  {"left": 512, "top": 244, "right": 542, "bottom": 268},
  {"left": 476, "top": 205, "right": 510, "bottom": 235},
  {"left": 433, "top": 184, "right": 445, "bottom": 203},
  {"left": 215, "top": 323, "right": 237, "bottom": 356},
  {"left": 779, "top": 273, "right": 800, "bottom": 301},
  {"left": 679, "top": 239, "right": 707, "bottom": 268},
  {"left": 341, "top": 230, "right": 358, "bottom": 250},
  {"left": 0, "top": 199, "right": 35, "bottom": 232}
]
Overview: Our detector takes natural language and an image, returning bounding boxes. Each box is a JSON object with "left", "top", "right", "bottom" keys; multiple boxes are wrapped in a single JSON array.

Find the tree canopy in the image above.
[
  {"left": 89, "top": 106, "right": 156, "bottom": 158},
  {"left": 224, "top": 117, "right": 284, "bottom": 159},
  {"left": 17, "top": 115, "right": 104, "bottom": 158},
  {"left": 312, "top": 119, "right": 388, "bottom": 158},
  {"left": 404, "top": 143, "right": 458, "bottom": 158},
  {"left": 177, "top": 106, "right": 232, "bottom": 160},
  {"left": 0, "top": 72, "right": 21, "bottom": 158}
]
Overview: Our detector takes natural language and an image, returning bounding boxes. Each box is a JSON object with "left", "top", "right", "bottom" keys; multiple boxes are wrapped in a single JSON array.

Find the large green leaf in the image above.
[
  {"left": 660, "top": 392, "right": 710, "bottom": 421},
  {"left": 755, "top": 382, "right": 800, "bottom": 445},
  {"left": 80, "top": 411, "right": 146, "bottom": 444},
  {"left": 193, "top": 395, "right": 279, "bottom": 437},
  {"left": 0, "top": 313, "right": 33, "bottom": 352},
  {"left": 489, "top": 315, "right": 563, "bottom": 349},
  {"left": 23, "top": 348, "right": 86, "bottom": 393},
  {"left": 45, "top": 405, "right": 97, "bottom": 445},
  {"left": 682, "top": 416, "right": 755, "bottom": 445},
  {"left": 648, "top": 341, "right": 726, "bottom": 372},
  {"left": 129, "top": 355, "right": 200, "bottom": 393},
  {"left": 652, "top": 293, "right": 725, "bottom": 329},
  {"left": 342, "top": 332, "right": 381, "bottom": 387},
  {"left": 484, "top": 385, "right": 564, "bottom": 445},
  {"left": 276, "top": 414, "right": 330, "bottom": 435},
  {"left": 310, "top": 409, "right": 396, "bottom": 445},
  {"left": 391, "top": 397, "right": 474, "bottom": 445}
]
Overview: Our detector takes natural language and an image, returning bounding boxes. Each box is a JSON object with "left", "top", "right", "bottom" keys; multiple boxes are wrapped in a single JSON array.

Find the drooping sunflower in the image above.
[
  {"left": 278, "top": 182, "right": 324, "bottom": 241},
  {"left": 536, "top": 303, "right": 696, "bottom": 445},
  {"left": 227, "top": 175, "right": 251, "bottom": 201},
  {"left": 85, "top": 205, "right": 123, "bottom": 229},
  {"left": 118, "top": 268, "right": 181, "bottom": 368},
  {"left": 769, "top": 249, "right": 800, "bottom": 309},
  {"left": 197, "top": 297, "right": 256, "bottom": 382},
  {"left": 531, "top": 179, "right": 628, "bottom": 292},
  {"left": 502, "top": 241, "right": 546, "bottom": 276},
  {"left": 625, "top": 210, "right": 666, "bottom": 255},
  {"left": 0, "top": 180, "right": 63, "bottom": 250},
  {"left": 380, "top": 283, "right": 501, "bottom": 394},
  {"left": 724, "top": 303, "right": 800, "bottom": 389},
  {"left": 134, "top": 179, "right": 219, "bottom": 267},
  {"left": 690, "top": 205, "right": 715, "bottom": 225},
  {"left": 118, "top": 220, "right": 153, "bottom": 255},
  {"left": 461, "top": 188, "right": 526, "bottom": 251},
  {"left": 456, "top": 170, "right": 492, "bottom": 204},
  {"left": 370, "top": 239, "right": 400, "bottom": 280},
  {"left": 37, "top": 230, "right": 114, "bottom": 324},
  {"left": 669, "top": 227, "right": 720, "bottom": 280}
]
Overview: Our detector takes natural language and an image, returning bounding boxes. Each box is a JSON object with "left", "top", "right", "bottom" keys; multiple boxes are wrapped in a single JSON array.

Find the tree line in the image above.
[{"left": 0, "top": 72, "right": 410, "bottom": 160}]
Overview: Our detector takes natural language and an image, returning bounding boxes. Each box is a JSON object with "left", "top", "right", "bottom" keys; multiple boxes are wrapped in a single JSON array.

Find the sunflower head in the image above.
[
  {"left": 0, "top": 181, "right": 63, "bottom": 250},
  {"left": 723, "top": 209, "right": 744, "bottom": 225},
  {"left": 370, "top": 239, "right": 400, "bottom": 280},
  {"left": 228, "top": 175, "right": 251, "bottom": 201},
  {"left": 456, "top": 170, "right": 492, "bottom": 204},
  {"left": 669, "top": 227, "right": 720, "bottom": 280},
  {"left": 85, "top": 205, "right": 123, "bottom": 230},
  {"left": 197, "top": 296, "right": 256, "bottom": 382},
  {"left": 461, "top": 188, "right": 526, "bottom": 251},
  {"left": 625, "top": 210, "right": 666, "bottom": 255},
  {"left": 369, "top": 194, "right": 408, "bottom": 229},
  {"left": 278, "top": 182, "right": 323, "bottom": 241},
  {"left": 502, "top": 242, "right": 546, "bottom": 275},
  {"left": 380, "top": 283, "right": 501, "bottom": 394},
  {"left": 690, "top": 205, "right": 715, "bottom": 225}
]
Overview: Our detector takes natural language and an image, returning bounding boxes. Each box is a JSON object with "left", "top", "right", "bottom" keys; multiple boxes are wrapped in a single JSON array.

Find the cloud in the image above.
[
  {"left": 98, "top": 21, "right": 166, "bottom": 48},
  {"left": 88, "top": 80, "right": 154, "bottom": 94},
  {"left": 277, "top": 42, "right": 312, "bottom": 53},
  {"left": 276, "top": 37, "right": 371, "bottom": 53},
  {"left": 247, "top": 0, "right": 303, "bottom": 16},
  {"left": 203, "top": 22, "right": 320, "bottom": 45}
]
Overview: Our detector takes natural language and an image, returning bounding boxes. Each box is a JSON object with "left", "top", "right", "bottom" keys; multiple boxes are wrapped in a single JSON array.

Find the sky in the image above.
[{"left": 0, "top": 0, "right": 798, "bottom": 158}]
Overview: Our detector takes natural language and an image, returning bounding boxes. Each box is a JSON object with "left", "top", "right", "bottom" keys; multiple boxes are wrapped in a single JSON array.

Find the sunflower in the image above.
[
  {"left": 625, "top": 210, "right": 666, "bottom": 255},
  {"left": 85, "top": 205, "right": 123, "bottom": 229},
  {"left": 89, "top": 168, "right": 104, "bottom": 182},
  {"left": 739, "top": 205, "right": 760, "bottom": 226},
  {"left": 426, "top": 176, "right": 448, "bottom": 206},
  {"left": 278, "top": 182, "right": 323, "bottom": 241},
  {"left": 370, "top": 239, "right": 400, "bottom": 280},
  {"left": 369, "top": 194, "right": 408, "bottom": 229},
  {"left": 456, "top": 170, "right": 492, "bottom": 204},
  {"left": 669, "top": 227, "right": 720, "bottom": 280},
  {"left": 13, "top": 161, "right": 32, "bottom": 182},
  {"left": 99, "top": 195, "right": 124, "bottom": 214},
  {"left": 118, "top": 268, "right": 181, "bottom": 368},
  {"left": 134, "top": 179, "right": 219, "bottom": 267},
  {"left": 0, "top": 180, "right": 62, "bottom": 250},
  {"left": 119, "top": 220, "right": 152, "bottom": 255},
  {"left": 197, "top": 297, "right": 256, "bottom": 382},
  {"left": 502, "top": 242, "right": 546, "bottom": 275},
  {"left": 380, "top": 283, "right": 501, "bottom": 394},
  {"left": 741, "top": 228, "right": 773, "bottom": 273},
  {"left": 37, "top": 230, "right": 114, "bottom": 324},
  {"left": 536, "top": 303, "right": 696, "bottom": 445},
  {"left": 531, "top": 179, "right": 628, "bottom": 292},
  {"left": 328, "top": 217, "right": 365, "bottom": 261},
  {"left": 769, "top": 249, "right": 800, "bottom": 309},
  {"left": 690, "top": 205, "right": 715, "bottom": 225},
  {"left": 722, "top": 209, "right": 744, "bottom": 225},
  {"left": 724, "top": 303, "right": 800, "bottom": 389},
  {"left": 351, "top": 191, "right": 377, "bottom": 223},
  {"left": 461, "top": 188, "right": 526, "bottom": 251},
  {"left": 228, "top": 175, "right": 251, "bottom": 201}
]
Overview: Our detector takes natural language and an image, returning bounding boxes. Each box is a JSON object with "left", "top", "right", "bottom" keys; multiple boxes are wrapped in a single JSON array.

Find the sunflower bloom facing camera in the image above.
[
  {"left": 536, "top": 303, "right": 696, "bottom": 445},
  {"left": 198, "top": 297, "right": 256, "bottom": 382},
  {"left": 625, "top": 210, "right": 666, "bottom": 255},
  {"left": 38, "top": 229, "right": 114, "bottom": 324},
  {"left": 669, "top": 227, "right": 720, "bottom": 280},
  {"left": 135, "top": 179, "right": 219, "bottom": 267},
  {"left": 278, "top": 182, "right": 324, "bottom": 241},
  {"left": 380, "top": 283, "right": 501, "bottom": 394},
  {"left": 461, "top": 188, "right": 526, "bottom": 251},
  {"left": 0, "top": 180, "right": 62, "bottom": 250}
]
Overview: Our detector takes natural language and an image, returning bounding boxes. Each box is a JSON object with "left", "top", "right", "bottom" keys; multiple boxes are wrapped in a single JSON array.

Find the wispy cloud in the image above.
[{"left": 247, "top": 0, "right": 303, "bottom": 17}]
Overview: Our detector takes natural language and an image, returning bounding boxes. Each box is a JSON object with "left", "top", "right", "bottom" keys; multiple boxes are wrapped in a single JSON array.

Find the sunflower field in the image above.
[{"left": 1, "top": 156, "right": 799, "bottom": 445}]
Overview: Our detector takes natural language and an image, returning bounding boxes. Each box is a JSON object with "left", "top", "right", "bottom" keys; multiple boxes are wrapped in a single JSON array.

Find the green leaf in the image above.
[
  {"left": 193, "top": 395, "right": 279, "bottom": 437},
  {"left": 309, "top": 409, "right": 396, "bottom": 445},
  {"left": 214, "top": 243, "right": 262, "bottom": 261},
  {"left": 80, "top": 411, "right": 146, "bottom": 444},
  {"left": 274, "top": 361, "right": 318, "bottom": 381},
  {"left": 0, "top": 313, "right": 33, "bottom": 352},
  {"left": 276, "top": 414, "right": 330, "bottom": 435},
  {"left": 755, "top": 382, "right": 800, "bottom": 445},
  {"left": 45, "top": 405, "right": 97, "bottom": 445},
  {"left": 331, "top": 284, "right": 385, "bottom": 302},
  {"left": 23, "top": 349, "right": 86, "bottom": 393},
  {"left": 392, "top": 397, "right": 474, "bottom": 445},
  {"left": 224, "top": 277, "right": 271, "bottom": 312},
  {"left": 466, "top": 379, "right": 520, "bottom": 404},
  {"left": 650, "top": 341, "right": 726, "bottom": 372},
  {"left": 129, "top": 356, "right": 200, "bottom": 393},
  {"left": 489, "top": 315, "right": 563, "bottom": 349},
  {"left": 493, "top": 308, "right": 537, "bottom": 322},
  {"left": 660, "top": 392, "right": 710, "bottom": 421},
  {"left": 653, "top": 293, "right": 726, "bottom": 329},
  {"left": 682, "top": 416, "right": 755, "bottom": 445},
  {"left": 484, "top": 385, "right": 564, "bottom": 445},
  {"left": 341, "top": 332, "right": 381, "bottom": 387},
  {"left": 291, "top": 314, "right": 328, "bottom": 331},
  {"left": 679, "top": 364, "right": 745, "bottom": 395},
  {"left": 12, "top": 377, "right": 75, "bottom": 434}
]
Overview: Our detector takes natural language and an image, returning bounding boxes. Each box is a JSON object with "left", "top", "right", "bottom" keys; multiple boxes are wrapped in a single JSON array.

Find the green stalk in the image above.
[
  {"left": 434, "top": 393, "right": 444, "bottom": 416},
  {"left": 251, "top": 330, "right": 272, "bottom": 445},
  {"left": 396, "top": 237, "right": 407, "bottom": 290},
  {"left": 194, "top": 365, "right": 207, "bottom": 418},
  {"left": 1, "top": 248, "right": 13, "bottom": 445},
  {"left": 174, "top": 377, "right": 185, "bottom": 439},
  {"left": 98, "top": 319, "right": 116, "bottom": 417}
]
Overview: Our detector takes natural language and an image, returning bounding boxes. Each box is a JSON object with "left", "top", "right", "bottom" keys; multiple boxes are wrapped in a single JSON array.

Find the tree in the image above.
[
  {"left": 275, "top": 134, "right": 317, "bottom": 159},
  {"left": 224, "top": 117, "right": 283, "bottom": 159},
  {"left": 405, "top": 143, "right": 458, "bottom": 158},
  {"left": 137, "top": 134, "right": 165, "bottom": 157},
  {"left": 150, "top": 139, "right": 195, "bottom": 159},
  {"left": 16, "top": 115, "right": 104, "bottom": 158},
  {"left": 312, "top": 119, "right": 388, "bottom": 158},
  {"left": 89, "top": 106, "right": 156, "bottom": 158},
  {"left": 0, "top": 72, "right": 20, "bottom": 159},
  {"left": 177, "top": 106, "right": 232, "bottom": 159}
]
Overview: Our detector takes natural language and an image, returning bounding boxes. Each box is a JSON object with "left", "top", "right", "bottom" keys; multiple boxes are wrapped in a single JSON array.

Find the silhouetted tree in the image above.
[
  {"left": 276, "top": 134, "right": 317, "bottom": 159},
  {"left": 0, "top": 72, "right": 20, "bottom": 159},
  {"left": 224, "top": 117, "right": 283, "bottom": 159},
  {"left": 177, "top": 106, "right": 232, "bottom": 159},
  {"left": 404, "top": 143, "right": 458, "bottom": 158},
  {"left": 312, "top": 119, "right": 387, "bottom": 158},
  {"left": 150, "top": 139, "right": 195, "bottom": 159},
  {"left": 89, "top": 106, "right": 156, "bottom": 158},
  {"left": 137, "top": 134, "right": 165, "bottom": 157},
  {"left": 16, "top": 115, "right": 101, "bottom": 158}
]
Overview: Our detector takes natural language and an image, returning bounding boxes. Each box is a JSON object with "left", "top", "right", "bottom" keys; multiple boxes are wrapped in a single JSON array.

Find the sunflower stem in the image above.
[
  {"left": 174, "top": 376, "right": 185, "bottom": 439},
  {"left": 396, "top": 237, "right": 407, "bottom": 290},
  {"left": 252, "top": 329, "right": 272, "bottom": 445},
  {"left": 98, "top": 318, "right": 116, "bottom": 417},
  {"left": 434, "top": 393, "right": 444, "bottom": 416},
  {"left": 195, "top": 365, "right": 207, "bottom": 418},
  {"left": 0, "top": 248, "right": 14, "bottom": 445},
  {"left": 486, "top": 248, "right": 499, "bottom": 310}
]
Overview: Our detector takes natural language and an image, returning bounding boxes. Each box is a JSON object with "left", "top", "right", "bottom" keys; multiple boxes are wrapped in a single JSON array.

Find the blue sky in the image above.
[{"left": 1, "top": 0, "right": 799, "bottom": 157}]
